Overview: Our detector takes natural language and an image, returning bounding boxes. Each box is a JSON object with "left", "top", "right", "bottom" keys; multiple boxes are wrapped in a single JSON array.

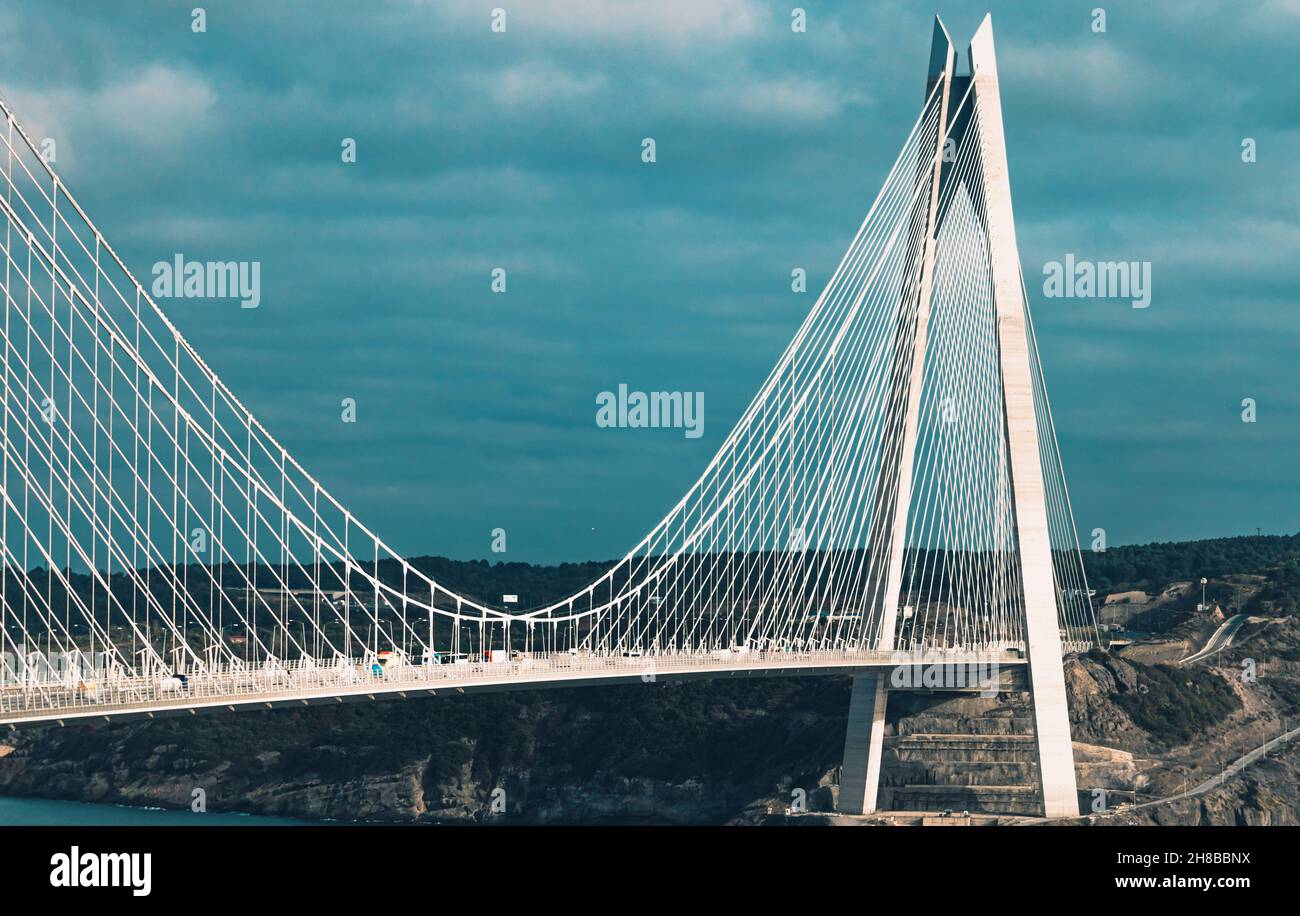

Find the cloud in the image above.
[
  {"left": 699, "top": 74, "right": 868, "bottom": 124},
  {"left": 488, "top": 62, "right": 608, "bottom": 108},
  {"left": 4, "top": 64, "right": 216, "bottom": 175},
  {"left": 2, "top": 0, "right": 1297, "bottom": 561},
  {"left": 430, "top": 0, "right": 765, "bottom": 47}
]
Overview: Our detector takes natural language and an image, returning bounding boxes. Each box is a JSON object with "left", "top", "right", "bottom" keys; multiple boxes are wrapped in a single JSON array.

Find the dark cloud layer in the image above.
[{"left": 2, "top": 0, "right": 1297, "bottom": 561}]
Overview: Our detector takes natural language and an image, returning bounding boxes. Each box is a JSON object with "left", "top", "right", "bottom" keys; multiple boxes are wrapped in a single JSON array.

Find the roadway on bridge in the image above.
[{"left": 1, "top": 648, "right": 1026, "bottom": 729}]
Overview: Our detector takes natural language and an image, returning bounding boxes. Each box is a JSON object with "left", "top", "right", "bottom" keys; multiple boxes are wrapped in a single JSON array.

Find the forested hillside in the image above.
[{"left": 1082, "top": 533, "right": 1300, "bottom": 593}]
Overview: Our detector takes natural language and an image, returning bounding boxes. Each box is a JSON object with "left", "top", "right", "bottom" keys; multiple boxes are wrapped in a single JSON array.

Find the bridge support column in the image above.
[
  {"left": 968, "top": 15, "right": 1080, "bottom": 819},
  {"left": 838, "top": 673, "right": 889, "bottom": 814},
  {"left": 869, "top": 17, "right": 954, "bottom": 660}
]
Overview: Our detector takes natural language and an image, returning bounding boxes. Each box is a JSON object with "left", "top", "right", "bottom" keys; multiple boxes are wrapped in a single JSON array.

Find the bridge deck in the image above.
[{"left": 0, "top": 649, "right": 1025, "bottom": 729}]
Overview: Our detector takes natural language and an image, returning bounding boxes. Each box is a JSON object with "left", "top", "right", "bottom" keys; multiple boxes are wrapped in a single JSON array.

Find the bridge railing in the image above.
[{"left": 0, "top": 646, "right": 1029, "bottom": 725}]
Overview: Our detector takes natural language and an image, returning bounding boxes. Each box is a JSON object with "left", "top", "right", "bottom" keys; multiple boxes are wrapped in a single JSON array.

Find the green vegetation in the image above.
[
  {"left": 1110, "top": 662, "right": 1240, "bottom": 745},
  {"left": 1083, "top": 533, "right": 1300, "bottom": 591},
  {"left": 1250, "top": 558, "right": 1300, "bottom": 617}
]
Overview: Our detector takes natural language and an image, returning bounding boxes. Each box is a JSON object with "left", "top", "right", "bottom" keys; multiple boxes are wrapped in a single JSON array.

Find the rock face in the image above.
[
  {"left": 863, "top": 651, "right": 1273, "bottom": 820},
  {"left": 877, "top": 692, "right": 1040, "bottom": 815},
  {"left": 1065, "top": 655, "right": 1152, "bottom": 752},
  {"left": 0, "top": 678, "right": 853, "bottom": 825},
  {"left": 1103, "top": 752, "right": 1300, "bottom": 827},
  {"left": 1073, "top": 742, "right": 1142, "bottom": 796}
]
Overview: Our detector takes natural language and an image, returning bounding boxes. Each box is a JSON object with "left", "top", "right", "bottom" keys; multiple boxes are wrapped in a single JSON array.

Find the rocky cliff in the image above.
[{"left": 0, "top": 678, "right": 850, "bottom": 824}]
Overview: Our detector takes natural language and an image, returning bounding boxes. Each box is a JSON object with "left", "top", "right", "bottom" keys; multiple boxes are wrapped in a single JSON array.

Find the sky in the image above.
[{"left": 1, "top": 0, "right": 1297, "bottom": 564}]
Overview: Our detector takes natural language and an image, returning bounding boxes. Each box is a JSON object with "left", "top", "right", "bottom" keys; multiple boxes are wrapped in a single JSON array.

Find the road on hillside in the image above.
[
  {"left": 1179, "top": 614, "right": 1248, "bottom": 666},
  {"left": 1124, "top": 720, "right": 1300, "bottom": 814}
]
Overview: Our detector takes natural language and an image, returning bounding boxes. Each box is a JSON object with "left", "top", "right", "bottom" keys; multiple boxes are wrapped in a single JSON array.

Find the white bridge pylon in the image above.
[
  {"left": 0, "top": 12, "right": 1097, "bottom": 818},
  {"left": 838, "top": 15, "right": 1094, "bottom": 819}
]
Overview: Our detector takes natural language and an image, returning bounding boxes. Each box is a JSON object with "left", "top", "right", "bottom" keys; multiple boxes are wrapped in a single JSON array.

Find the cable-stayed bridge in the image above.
[{"left": 0, "top": 15, "right": 1099, "bottom": 817}]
